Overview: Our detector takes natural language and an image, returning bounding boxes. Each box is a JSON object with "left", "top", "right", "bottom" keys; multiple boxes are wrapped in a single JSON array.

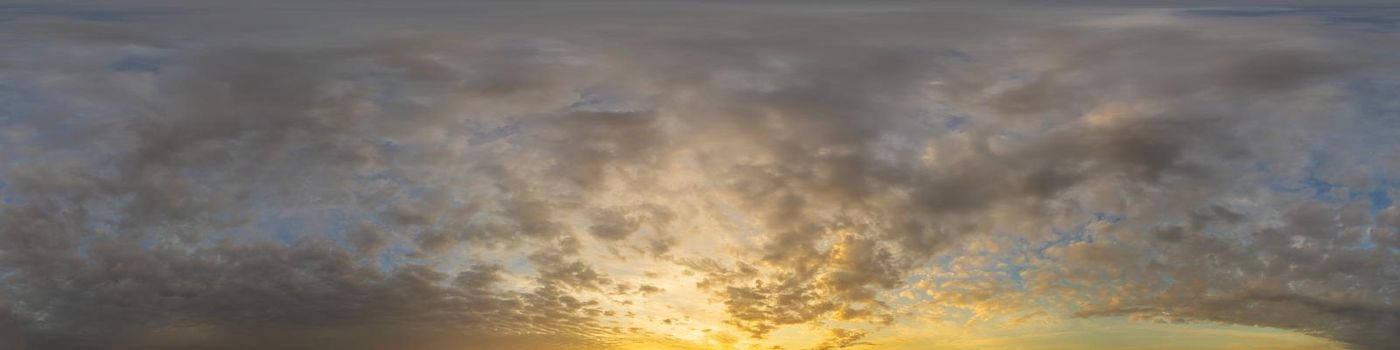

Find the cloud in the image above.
[{"left": 0, "top": 3, "right": 1396, "bottom": 349}]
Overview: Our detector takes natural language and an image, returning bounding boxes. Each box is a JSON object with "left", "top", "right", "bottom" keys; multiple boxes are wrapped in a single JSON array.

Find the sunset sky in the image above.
[{"left": 0, "top": 1, "right": 1397, "bottom": 349}]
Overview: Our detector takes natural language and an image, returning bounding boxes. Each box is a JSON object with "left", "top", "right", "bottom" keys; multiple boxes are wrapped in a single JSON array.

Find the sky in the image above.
[{"left": 0, "top": 1, "right": 1397, "bottom": 350}]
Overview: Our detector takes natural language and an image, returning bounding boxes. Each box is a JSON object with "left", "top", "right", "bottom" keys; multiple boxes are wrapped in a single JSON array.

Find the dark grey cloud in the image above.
[{"left": 1062, "top": 200, "right": 1399, "bottom": 349}]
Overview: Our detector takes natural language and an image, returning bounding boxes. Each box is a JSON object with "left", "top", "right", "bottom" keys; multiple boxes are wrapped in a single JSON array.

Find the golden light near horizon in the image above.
[{"left": 0, "top": 1, "right": 1396, "bottom": 350}]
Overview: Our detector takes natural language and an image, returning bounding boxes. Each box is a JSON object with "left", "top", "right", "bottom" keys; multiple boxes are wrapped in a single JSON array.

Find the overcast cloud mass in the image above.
[{"left": 0, "top": 1, "right": 1397, "bottom": 349}]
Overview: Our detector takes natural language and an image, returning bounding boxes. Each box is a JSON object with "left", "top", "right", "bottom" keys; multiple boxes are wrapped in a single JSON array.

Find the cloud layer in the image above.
[{"left": 0, "top": 2, "right": 1396, "bottom": 349}]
